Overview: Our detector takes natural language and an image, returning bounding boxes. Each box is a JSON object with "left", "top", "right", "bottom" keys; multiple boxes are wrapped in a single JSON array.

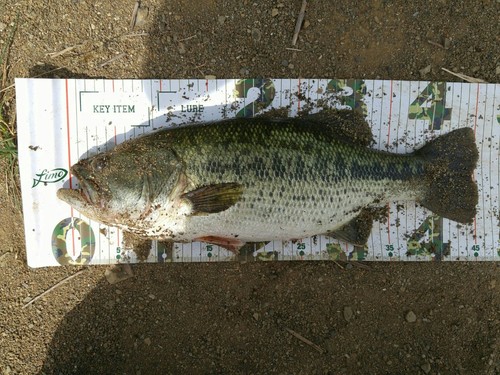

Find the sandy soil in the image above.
[{"left": 0, "top": 0, "right": 499, "bottom": 374}]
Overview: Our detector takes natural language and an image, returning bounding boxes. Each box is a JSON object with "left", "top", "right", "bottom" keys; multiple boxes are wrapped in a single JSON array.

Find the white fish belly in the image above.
[{"left": 178, "top": 177, "right": 418, "bottom": 242}]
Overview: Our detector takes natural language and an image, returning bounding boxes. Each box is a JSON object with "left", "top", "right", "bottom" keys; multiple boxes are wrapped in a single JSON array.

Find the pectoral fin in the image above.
[
  {"left": 182, "top": 183, "right": 243, "bottom": 215},
  {"left": 327, "top": 208, "right": 375, "bottom": 246}
]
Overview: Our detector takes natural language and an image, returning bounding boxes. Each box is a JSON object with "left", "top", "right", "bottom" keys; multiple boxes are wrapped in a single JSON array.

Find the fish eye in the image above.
[{"left": 91, "top": 156, "right": 108, "bottom": 172}]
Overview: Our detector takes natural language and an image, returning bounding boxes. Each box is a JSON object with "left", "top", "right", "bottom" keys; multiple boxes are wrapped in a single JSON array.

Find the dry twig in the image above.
[
  {"left": 351, "top": 261, "right": 372, "bottom": 270},
  {"left": 22, "top": 269, "right": 85, "bottom": 308},
  {"left": 333, "top": 260, "right": 345, "bottom": 270},
  {"left": 285, "top": 327, "right": 325, "bottom": 354},
  {"left": 292, "top": 0, "right": 308, "bottom": 45},
  {"left": 130, "top": 1, "right": 141, "bottom": 30},
  {"left": 99, "top": 53, "right": 127, "bottom": 68},
  {"left": 441, "top": 68, "right": 486, "bottom": 83},
  {"left": 427, "top": 40, "right": 444, "bottom": 49},
  {"left": 178, "top": 34, "right": 197, "bottom": 42},
  {"left": 47, "top": 44, "right": 81, "bottom": 58},
  {"left": 120, "top": 32, "right": 149, "bottom": 39}
]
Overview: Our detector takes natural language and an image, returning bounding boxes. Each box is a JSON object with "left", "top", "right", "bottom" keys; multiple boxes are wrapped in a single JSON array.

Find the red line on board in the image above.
[
  {"left": 206, "top": 79, "right": 209, "bottom": 92},
  {"left": 473, "top": 83, "right": 480, "bottom": 244},
  {"left": 65, "top": 80, "right": 73, "bottom": 189},
  {"left": 386, "top": 80, "right": 393, "bottom": 147},
  {"left": 112, "top": 79, "right": 115, "bottom": 92},
  {"left": 386, "top": 81, "right": 394, "bottom": 245},
  {"left": 65, "top": 80, "right": 76, "bottom": 256},
  {"left": 297, "top": 79, "right": 301, "bottom": 111}
]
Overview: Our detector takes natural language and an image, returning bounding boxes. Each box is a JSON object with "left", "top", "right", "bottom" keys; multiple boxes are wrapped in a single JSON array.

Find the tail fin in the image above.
[{"left": 416, "top": 127, "right": 478, "bottom": 224}]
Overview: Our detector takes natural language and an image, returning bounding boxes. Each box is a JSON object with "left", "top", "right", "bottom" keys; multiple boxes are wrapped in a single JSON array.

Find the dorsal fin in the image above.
[{"left": 298, "top": 109, "right": 374, "bottom": 147}]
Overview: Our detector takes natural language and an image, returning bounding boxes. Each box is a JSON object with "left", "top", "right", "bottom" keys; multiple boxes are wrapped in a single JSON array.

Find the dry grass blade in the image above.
[{"left": 22, "top": 269, "right": 86, "bottom": 308}]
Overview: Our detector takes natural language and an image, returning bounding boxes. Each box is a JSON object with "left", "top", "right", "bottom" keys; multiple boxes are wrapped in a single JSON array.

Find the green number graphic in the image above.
[
  {"left": 408, "top": 82, "right": 452, "bottom": 130},
  {"left": 51, "top": 217, "right": 95, "bottom": 265},
  {"left": 326, "top": 79, "right": 367, "bottom": 116},
  {"left": 234, "top": 79, "right": 276, "bottom": 118},
  {"left": 406, "top": 215, "right": 449, "bottom": 260}
]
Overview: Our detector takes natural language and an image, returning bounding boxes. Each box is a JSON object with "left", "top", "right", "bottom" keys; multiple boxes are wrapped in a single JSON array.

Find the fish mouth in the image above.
[
  {"left": 57, "top": 164, "right": 106, "bottom": 209},
  {"left": 76, "top": 178, "right": 101, "bottom": 207}
]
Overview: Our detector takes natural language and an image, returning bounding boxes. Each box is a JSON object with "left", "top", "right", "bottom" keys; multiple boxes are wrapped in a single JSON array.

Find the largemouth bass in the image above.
[{"left": 57, "top": 110, "right": 478, "bottom": 251}]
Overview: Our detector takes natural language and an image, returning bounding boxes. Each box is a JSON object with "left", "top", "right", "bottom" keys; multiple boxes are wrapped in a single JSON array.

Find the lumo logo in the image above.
[{"left": 32, "top": 168, "right": 68, "bottom": 187}]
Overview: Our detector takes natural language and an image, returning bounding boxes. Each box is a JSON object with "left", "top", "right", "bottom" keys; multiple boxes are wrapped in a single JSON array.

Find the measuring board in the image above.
[{"left": 15, "top": 78, "right": 500, "bottom": 267}]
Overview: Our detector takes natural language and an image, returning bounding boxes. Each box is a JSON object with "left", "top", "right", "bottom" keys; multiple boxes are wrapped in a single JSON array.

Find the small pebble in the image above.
[
  {"left": 0, "top": 22, "right": 6, "bottom": 32},
  {"left": 178, "top": 43, "right": 186, "bottom": 55},
  {"left": 281, "top": 59, "right": 288, "bottom": 67},
  {"left": 217, "top": 16, "right": 226, "bottom": 25},
  {"left": 496, "top": 66, "right": 500, "bottom": 76},
  {"left": 23, "top": 296, "right": 32, "bottom": 304},
  {"left": 271, "top": 8, "right": 279, "bottom": 17},
  {"left": 134, "top": 6, "right": 149, "bottom": 27},
  {"left": 419, "top": 65, "right": 431, "bottom": 76},
  {"left": 303, "top": 19, "right": 310, "bottom": 29},
  {"left": 148, "top": 294, "right": 155, "bottom": 300},
  {"left": 144, "top": 337, "right": 151, "bottom": 346},
  {"left": 343, "top": 306, "right": 354, "bottom": 322},
  {"left": 253, "top": 312, "right": 260, "bottom": 321},
  {"left": 421, "top": 362, "right": 431, "bottom": 374},
  {"left": 251, "top": 28, "right": 262, "bottom": 42},
  {"left": 405, "top": 310, "right": 417, "bottom": 323}
]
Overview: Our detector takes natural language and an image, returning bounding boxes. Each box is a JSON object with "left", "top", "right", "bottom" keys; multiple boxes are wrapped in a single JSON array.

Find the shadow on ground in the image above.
[{"left": 40, "top": 261, "right": 499, "bottom": 374}]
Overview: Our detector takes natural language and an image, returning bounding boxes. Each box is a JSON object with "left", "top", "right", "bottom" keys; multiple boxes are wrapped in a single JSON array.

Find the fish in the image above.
[{"left": 57, "top": 110, "right": 478, "bottom": 252}]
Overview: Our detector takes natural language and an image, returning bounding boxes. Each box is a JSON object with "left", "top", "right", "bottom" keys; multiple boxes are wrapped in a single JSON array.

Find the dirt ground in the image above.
[{"left": 0, "top": 0, "right": 499, "bottom": 374}]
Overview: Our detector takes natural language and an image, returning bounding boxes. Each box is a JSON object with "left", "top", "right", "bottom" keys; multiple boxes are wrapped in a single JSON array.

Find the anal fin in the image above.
[
  {"left": 196, "top": 236, "right": 245, "bottom": 254},
  {"left": 327, "top": 208, "right": 376, "bottom": 246}
]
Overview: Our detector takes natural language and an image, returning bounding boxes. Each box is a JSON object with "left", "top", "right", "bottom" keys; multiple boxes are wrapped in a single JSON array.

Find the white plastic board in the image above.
[{"left": 15, "top": 78, "right": 500, "bottom": 267}]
